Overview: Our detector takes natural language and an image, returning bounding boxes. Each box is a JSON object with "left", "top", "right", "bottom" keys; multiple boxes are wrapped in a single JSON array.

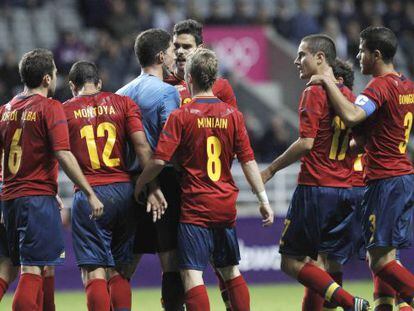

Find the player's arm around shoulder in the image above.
[{"left": 308, "top": 75, "right": 367, "bottom": 127}]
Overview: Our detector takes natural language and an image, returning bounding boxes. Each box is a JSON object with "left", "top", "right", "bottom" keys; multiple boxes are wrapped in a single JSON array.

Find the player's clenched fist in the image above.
[{"left": 88, "top": 194, "right": 104, "bottom": 219}]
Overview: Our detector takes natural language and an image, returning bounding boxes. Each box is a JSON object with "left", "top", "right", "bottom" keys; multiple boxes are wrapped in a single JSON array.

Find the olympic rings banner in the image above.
[{"left": 203, "top": 26, "right": 269, "bottom": 82}]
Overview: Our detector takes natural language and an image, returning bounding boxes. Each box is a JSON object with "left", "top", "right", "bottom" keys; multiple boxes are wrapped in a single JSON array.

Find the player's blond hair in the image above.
[{"left": 185, "top": 48, "right": 218, "bottom": 91}]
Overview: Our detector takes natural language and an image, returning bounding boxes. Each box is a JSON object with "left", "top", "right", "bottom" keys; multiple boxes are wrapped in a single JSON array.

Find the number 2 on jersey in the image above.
[
  {"left": 329, "top": 116, "right": 351, "bottom": 160},
  {"left": 207, "top": 136, "right": 222, "bottom": 181},
  {"left": 80, "top": 122, "right": 120, "bottom": 169},
  {"left": 399, "top": 112, "right": 413, "bottom": 154}
]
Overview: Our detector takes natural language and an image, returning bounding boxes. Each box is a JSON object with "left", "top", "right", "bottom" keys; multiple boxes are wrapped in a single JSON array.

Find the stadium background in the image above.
[{"left": 1, "top": 0, "right": 414, "bottom": 310}]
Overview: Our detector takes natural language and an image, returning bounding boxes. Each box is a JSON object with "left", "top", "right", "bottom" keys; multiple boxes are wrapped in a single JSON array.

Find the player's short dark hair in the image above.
[
  {"left": 173, "top": 19, "right": 203, "bottom": 46},
  {"left": 19, "top": 48, "right": 55, "bottom": 88},
  {"left": 360, "top": 26, "right": 397, "bottom": 63},
  {"left": 333, "top": 58, "right": 354, "bottom": 90},
  {"left": 186, "top": 48, "right": 217, "bottom": 91},
  {"left": 302, "top": 34, "right": 337, "bottom": 66},
  {"left": 68, "top": 61, "right": 100, "bottom": 88},
  {"left": 134, "top": 28, "right": 172, "bottom": 67}
]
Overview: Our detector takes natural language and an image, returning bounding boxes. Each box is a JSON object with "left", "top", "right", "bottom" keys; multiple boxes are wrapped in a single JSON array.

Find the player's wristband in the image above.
[{"left": 256, "top": 190, "right": 269, "bottom": 204}]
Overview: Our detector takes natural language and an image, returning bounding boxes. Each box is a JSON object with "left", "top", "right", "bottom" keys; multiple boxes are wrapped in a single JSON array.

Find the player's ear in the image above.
[
  {"left": 157, "top": 51, "right": 165, "bottom": 65},
  {"left": 97, "top": 79, "right": 103, "bottom": 91},
  {"left": 373, "top": 49, "right": 382, "bottom": 62},
  {"left": 315, "top": 51, "right": 325, "bottom": 65},
  {"left": 68, "top": 81, "right": 77, "bottom": 96},
  {"left": 42, "top": 74, "right": 52, "bottom": 87}
]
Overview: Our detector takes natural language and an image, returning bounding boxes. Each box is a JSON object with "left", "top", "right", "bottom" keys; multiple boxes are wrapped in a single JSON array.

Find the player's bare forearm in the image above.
[
  {"left": 55, "top": 150, "right": 94, "bottom": 197},
  {"left": 241, "top": 160, "right": 274, "bottom": 227},
  {"left": 135, "top": 159, "right": 166, "bottom": 198},
  {"left": 131, "top": 131, "right": 152, "bottom": 168},
  {"left": 261, "top": 137, "right": 314, "bottom": 183},
  {"left": 241, "top": 160, "right": 265, "bottom": 194},
  {"left": 309, "top": 76, "right": 366, "bottom": 126}
]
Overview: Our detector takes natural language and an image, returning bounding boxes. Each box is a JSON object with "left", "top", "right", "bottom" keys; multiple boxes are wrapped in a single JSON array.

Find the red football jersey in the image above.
[
  {"left": 360, "top": 73, "right": 414, "bottom": 181},
  {"left": 0, "top": 94, "right": 70, "bottom": 200},
  {"left": 63, "top": 92, "right": 143, "bottom": 186},
  {"left": 164, "top": 73, "right": 237, "bottom": 107},
  {"left": 153, "top": 96, "right": 254, "bottom": 227},
  {"left": 298, "top": 85, "right": 356, "bottom": 187}
]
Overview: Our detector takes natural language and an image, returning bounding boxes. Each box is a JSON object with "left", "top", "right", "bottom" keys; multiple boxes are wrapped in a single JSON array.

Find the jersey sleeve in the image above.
[
  {"left": 124, "top": 97, "right": 144, "bottom": 136},
  {"left": 299, "top": 87, "right": 325, "bottom": 138},
  {"left": 158, "top": 85, "right": 180, "bottom": 125},
  {"left": 234, "top": 112, "right": 255, "bottom": 163},
  {"left": 45, "top": 100, "right": 70, "bottom": 151},
  {"left": 153, "top": 111, "right": 182, "bottom": 162},
  {"left": 360, "top": 77, "right": 388, "bottom": 109},
  {"left": 214, "top": 79, "right": 237, "bottom": 107}
]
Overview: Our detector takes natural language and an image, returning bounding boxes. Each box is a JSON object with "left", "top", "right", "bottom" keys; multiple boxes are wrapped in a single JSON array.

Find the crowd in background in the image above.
[{"left": 0, "top": 0, "right": 413, "bottom": 161}]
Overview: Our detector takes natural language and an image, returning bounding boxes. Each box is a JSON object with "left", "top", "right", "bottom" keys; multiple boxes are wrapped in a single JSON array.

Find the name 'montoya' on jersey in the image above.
[{"left": 73, "top": 105, "right": 116, "bottom": 119}]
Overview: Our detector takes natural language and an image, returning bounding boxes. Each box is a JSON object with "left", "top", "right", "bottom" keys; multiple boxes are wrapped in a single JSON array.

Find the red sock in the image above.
[
  {"left": 372, "top": 273, "right": 395, "bottom": 311},
  {"left": 302, "top": 287, "right": 324, "bottom": 310},
  {"left": 322, "top": 272, "right": 343, "bottom": 310},
  {"left": 108, "top": 275, "right": 131, "bottom": 310},
  {"left": 85, "top": 279, "right": 110, "bottom": 311},
  {"left": 225, "top": 275, "right": 250, "bottom": 311},
  {"left": 375, "top": 260, "right": 414, "bottom": 304},
  {"left": 185, "top": 285, "right": 210, "bottom": 311},
  {"left": 12, "top": 273, "right": 43, "bottom": 311},
  {"left": 215, "top": 269, "right": 232, "bottom": 311},
  {"left": 297, "top": 263, "right": 354, "bottom": 309},
  {"left": 43, "top": 275, "right": 55, "bottom": 311},
  {"left": 0, "top": 277, "right": 8, "bottom": 301}
]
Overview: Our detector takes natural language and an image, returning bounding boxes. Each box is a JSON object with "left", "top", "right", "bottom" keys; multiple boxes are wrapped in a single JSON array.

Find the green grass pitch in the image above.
[{"left": 2, "top": 281, "right": 374, "bottom": 310}]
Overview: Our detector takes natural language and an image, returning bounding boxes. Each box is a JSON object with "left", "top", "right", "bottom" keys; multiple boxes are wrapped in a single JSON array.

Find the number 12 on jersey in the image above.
[{"left": 80, "top": 122, "right": 120, "bottom": 169}]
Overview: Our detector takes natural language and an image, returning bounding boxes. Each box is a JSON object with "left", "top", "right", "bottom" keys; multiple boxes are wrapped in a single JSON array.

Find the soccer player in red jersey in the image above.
[
  {"left": 0, "top": 165, "right": 19, "bottom": 303},
  {"left": 165, "top": 18, "right": 237, "bottom": 310},
  {"left": 63, "top": 61, "right": 163, "bottom": 311},
  {"left": 261, "top": 35, "right": 370, "bottom": 311},
  {"left": 309, "top": 26, "right": 414, "bottom": 309},
  {"left": 134, "top": 48, "right": 274, "bottom": 311},
  {"left": 164, "top": 19, "right": 237, "bottom": 108},
  {"left": 0, "top": 49, "right": 103, "bottom": 311}
]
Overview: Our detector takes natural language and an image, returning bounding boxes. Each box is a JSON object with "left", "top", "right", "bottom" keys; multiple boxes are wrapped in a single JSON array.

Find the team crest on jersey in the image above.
[{"left": 181, "top": 97, "right": 192, "bottom": 106}]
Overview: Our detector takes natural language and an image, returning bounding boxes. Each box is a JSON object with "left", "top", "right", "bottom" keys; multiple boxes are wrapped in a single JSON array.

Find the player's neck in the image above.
[
  {"left": 317, "top": 65, "right": 337, "bottom": 82},
  {"left": 175, "top": 69, "right": 185, "bottom": 81},
  {"left": 372, "top": 63, "right": 396, "bottom": 77},
  {"left": 142, "top": 65, "right": 163, "bottom": 80},
  {"left": 77, "top": 83, "right": 100, "bottom": 96},
  {"left": 22, "top": 86, "right": 48, "bottom": 98},
  {"left": 192, "top": 89, "right": 214, "bottom": 97}
]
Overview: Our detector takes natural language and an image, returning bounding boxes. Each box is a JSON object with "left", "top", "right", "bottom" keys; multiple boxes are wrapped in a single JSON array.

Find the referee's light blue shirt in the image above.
[{"left": 117, "top": 72, "right": 180, "bottom": 170}]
